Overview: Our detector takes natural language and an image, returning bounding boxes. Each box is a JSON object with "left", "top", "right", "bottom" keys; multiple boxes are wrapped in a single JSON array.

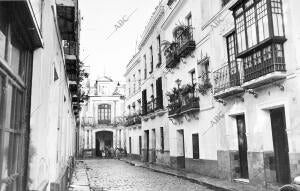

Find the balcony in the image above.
[
  {"left": 167, "top": 102, "right": 181, "bottom": 118},
  {"left": 68, "top": 73, "right": 78, "bottom": 82},
  {"left": 164, "top": 43, "right": 180, "bottom": 69},
  {"left": 181, "top": 97, "right": 200, "bottom": 114},
  {"left": 213, "top": 60, "right": 244, "bottom": 98},
  {"left": 82, "top": 117, "right": 96, "bottom": 126},
  {"left": 125, "top": 114, "right": 141, "bottom": 127},
  {"left": 167, "top": 84, "right": 200, "bottom": 118},
  {"left": 56, "top": 0, "right": 76, "bottom": 41},
  {"left": 147, "top": 98, "right": 155, "bottom": 114},
  {"left": 98, "top": 119, "right": 111, "bottom": 125},
  {"left": 82, "top": 117, "right": 125, "bottom": 127},
  {"left": 241, "top": 43, "right": 286, "bottom": 89},
  {"left": 176, "top": 27, "right": 196, "bottom": 58},
  {"left": 154, "top": 97, "right": 164, "bottom": 111},
  {"left": 63, "top": 40, "right": 77, "bottom": 60}
]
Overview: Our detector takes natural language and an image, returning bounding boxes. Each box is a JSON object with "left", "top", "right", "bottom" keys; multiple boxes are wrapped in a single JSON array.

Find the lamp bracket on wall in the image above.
[
  {"left": 273, "top": 82, "right": 285, "bottom": 91},
  {"left": 181, "top": 57, "right": 187, "bottom": 64},
  {"left": 215, "top": 98, "right": 227, "bottom": 106},
  {"left": 245, "top": 89, "right": 258, "bottom": 98}
]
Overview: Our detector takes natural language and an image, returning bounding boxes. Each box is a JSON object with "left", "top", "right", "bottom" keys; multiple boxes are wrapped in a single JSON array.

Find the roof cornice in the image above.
[{"left": 138, "top": 5, "right": 165, "bottom": 49}]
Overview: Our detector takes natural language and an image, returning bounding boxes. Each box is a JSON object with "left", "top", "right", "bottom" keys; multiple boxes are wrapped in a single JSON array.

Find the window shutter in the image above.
[
  {"left": 156, "top": 77, "right": 163, "bottom": 109},
  {"left": 142, "top": 89, "right": 147, "bottom": 115}
]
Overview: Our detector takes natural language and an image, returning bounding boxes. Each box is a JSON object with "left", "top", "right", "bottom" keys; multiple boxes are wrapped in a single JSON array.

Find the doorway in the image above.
[
  {"left": 152, "top": 129, "right": 156, "bottom": 162},
  {"left": 236, "top": 115, "right": 249, "bottom": 179},
  {"left": 95, "top": 131, "right": 113, "bottom": 157},
  {"left": 129, "top": 137, "right": 132, "bottom": 154},
  {"left": 145, "top": 130, "right": 149, "bottom": 162},
  {"left": 270, "top": 107, "right": 291, "bottom": 184},
  {"left": 177, "top": 129, "right": 185, "bottom": 168}
]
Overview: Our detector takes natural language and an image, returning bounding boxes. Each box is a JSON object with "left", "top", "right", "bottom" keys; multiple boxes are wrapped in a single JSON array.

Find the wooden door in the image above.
[
  {"left": 236, "top": 115, "right": 249, "bottom": 179},
  {"left": 270, "top": 108, "right": 291, "bottom": 184}
]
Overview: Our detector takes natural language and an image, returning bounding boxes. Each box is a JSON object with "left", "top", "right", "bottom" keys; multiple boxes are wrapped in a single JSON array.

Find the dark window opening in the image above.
[
  {"left": 192, "top": 133, "right": 199, "bottom": 159},
  {"left": 160, "top": 127, "right": 164, "bottom": 153},
  {"left": 98, "top": 104, "right": 111, "bottom": 124}
]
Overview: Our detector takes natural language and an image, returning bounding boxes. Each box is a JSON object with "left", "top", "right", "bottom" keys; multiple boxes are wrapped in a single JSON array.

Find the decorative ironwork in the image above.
[
  {"left": 213, "top": 60, "right": 243, "bottom": 94},
  {"left": 165, "top": 42, "right": 180, "bottom": 68},
  {"left": 63, "top": 40, "right": 77, "bottom": 56},
  {"left": 176, "top": 27, "right": 196, "bottom": 58}
]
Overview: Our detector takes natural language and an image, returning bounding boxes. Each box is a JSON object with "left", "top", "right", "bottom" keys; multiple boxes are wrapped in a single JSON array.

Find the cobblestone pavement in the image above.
[{"left": 76, "top": 159, "right": 215, "bottom": 191}]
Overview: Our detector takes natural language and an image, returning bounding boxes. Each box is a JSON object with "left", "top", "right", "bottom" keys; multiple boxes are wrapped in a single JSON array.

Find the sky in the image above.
[{"left": 79, "top": 0, "right": 161, "bottom": 83}]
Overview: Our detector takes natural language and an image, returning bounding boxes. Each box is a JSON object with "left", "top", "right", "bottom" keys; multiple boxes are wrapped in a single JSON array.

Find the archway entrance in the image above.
[{"left": 95, "top": 131, "right": 113, "bottom": 157}]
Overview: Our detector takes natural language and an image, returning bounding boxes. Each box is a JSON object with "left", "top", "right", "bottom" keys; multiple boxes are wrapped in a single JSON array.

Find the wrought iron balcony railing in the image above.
[
  {"left": 81, "top": 117, "right": 126, "bottom": 127},
  {"left": 165, "top": 43, "right": 180, "bottom": 69},
  {"left": 213, "top": 60, "right": 243, "bottom": 97},
  {"left": 68, "top": 73, "right": 78, "bottom": 81},
  {"left": 181, "top": 96, "right": 200, "bottom": 114},
  {"left": 154, "top": 97, "right": 164, "bottom": 111},
  {"left": 124, "top": 114, "right": 141, "bottom": 127},
  {"left": 167, "top": 102, "right": 181, "bottom": 117},
  {"left": 167, "top": 83, "right": 200, "bottom": 118},
  {"left": 147, "top": 98, "right": 155, "bottom": 114},
  {"left": 176, "top": 27, "right": 196, "bottom": 58},
  {"left": 63, "top": 40, "right": 77, "bottom": 56}
]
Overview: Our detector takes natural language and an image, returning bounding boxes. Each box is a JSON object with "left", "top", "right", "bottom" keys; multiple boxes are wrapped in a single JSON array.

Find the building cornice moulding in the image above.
[
  {"left": 124, "top": 55, "right": 141, "bottom": 77},
  {"left": 138, "top": 5, "right": 165, "bottom": 49},
  {"left": 161, "top": 0, "right": 186, "bottom": 31}
]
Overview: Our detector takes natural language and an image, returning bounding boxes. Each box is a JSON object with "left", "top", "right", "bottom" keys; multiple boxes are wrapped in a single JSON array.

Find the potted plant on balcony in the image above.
[
  {"left": 166, "top": 87, "right": 182, "bottom": 116},
  {"left": 161, "top": 40, "right": 180, "bottom": 68},
  {"left": 173, "top": 23, "right": 195, "bottom": 57},
  {"left": 198, "top": 72, "right": 213, "bottom": 96}
]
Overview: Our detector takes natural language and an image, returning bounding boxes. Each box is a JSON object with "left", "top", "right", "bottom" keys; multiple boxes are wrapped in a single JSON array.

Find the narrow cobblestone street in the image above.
[{"left": 69, "top": 159, "right": 215, "bottom": 191}]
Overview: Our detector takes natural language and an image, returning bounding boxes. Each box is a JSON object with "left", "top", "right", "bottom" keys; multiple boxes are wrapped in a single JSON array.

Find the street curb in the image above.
[{"left": 120, "top": 159, "right": 233, "bottom": 191}]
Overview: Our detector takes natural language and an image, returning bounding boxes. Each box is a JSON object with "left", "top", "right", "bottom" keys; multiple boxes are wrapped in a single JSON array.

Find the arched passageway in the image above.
[{"left": 95, "top": 131, "right": 113, "bottom": 156}]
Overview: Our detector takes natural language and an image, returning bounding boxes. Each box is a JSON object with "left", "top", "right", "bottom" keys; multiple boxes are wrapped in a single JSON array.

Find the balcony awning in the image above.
[
  {"left": 56, "top": 0, "right": 76, "bottom": 41},
  {"left": 2, "top": 0, "right": 43, "bottom": 48}
]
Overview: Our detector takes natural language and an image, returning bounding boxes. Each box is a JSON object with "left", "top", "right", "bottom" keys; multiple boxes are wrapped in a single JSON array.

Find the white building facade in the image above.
[
  {"left": 123, "top": 0, "right": 300, "bottom": 188},
  {"left": 138, "top": 4, "right": 171, "bottom": 166},
  {"left": 80, "top": 76, "right": 126, "bottom": 157},
  {"left": 123, "top": 53, "right": 143, "bottom": 160}
]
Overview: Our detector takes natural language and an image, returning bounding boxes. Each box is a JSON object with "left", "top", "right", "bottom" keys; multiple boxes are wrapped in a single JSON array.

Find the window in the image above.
[
  {"left": 138, "top": 69, "right": 141, "bottom": 87},
  {"left": 226, "top": 33, "right": 241, "bottom": 86},
  {"left": 156, "top": 77, "right": 163, "bottom": 110},
  {"left": 167, "top": 0, "right": 175, "bottom": 6},
  {"left": 222, "top": 0, "right": 231, "bottom": 7},
  {"left": 149, "top": 46, "right": 153, "bottom": 73},
  {"left": 199, "top": 60, "right": 210, "bottom": 82},
  {"left": 233, "top": 0, "right": 285, "bottom": 55},
  {"left": 157, "top": 35, "right": 162, "bottom": 66},
  {"left": 139, "top": 136, "right": 142, "bottom": 155},
  {"left": 192, "top": 134, "right": 199, "bottom": 159},
  {"left": 144, "top": 54, "right": 147, "bottom": 79},
  {"left": 129, "top": 137, "right": 132, "bottom": 154},
  {"left": 87, "top": 130, "right": 89, "bottom": 148},
  {"left": 98, "top": 104, "right": 111, "bottom": 124},
  {"left": 142, "top": 89, "right": 147, "bottom": 115},
  {"left": 160, "top": 127, "right": 164, "bottom": 153},
  {"left": 133, "top": 74, "right": 136, "bottom": 93},
  {"left": 190, "top": 70, "right": 196, "bottom": 85},
  {"left": 128, "top": 79, "right": 131, "bottom": 96}
]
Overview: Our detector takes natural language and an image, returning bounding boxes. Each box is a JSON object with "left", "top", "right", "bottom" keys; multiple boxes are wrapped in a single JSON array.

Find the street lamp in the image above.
[{"left": 175, "top": 79, "right": 182, "bottom": 89}]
